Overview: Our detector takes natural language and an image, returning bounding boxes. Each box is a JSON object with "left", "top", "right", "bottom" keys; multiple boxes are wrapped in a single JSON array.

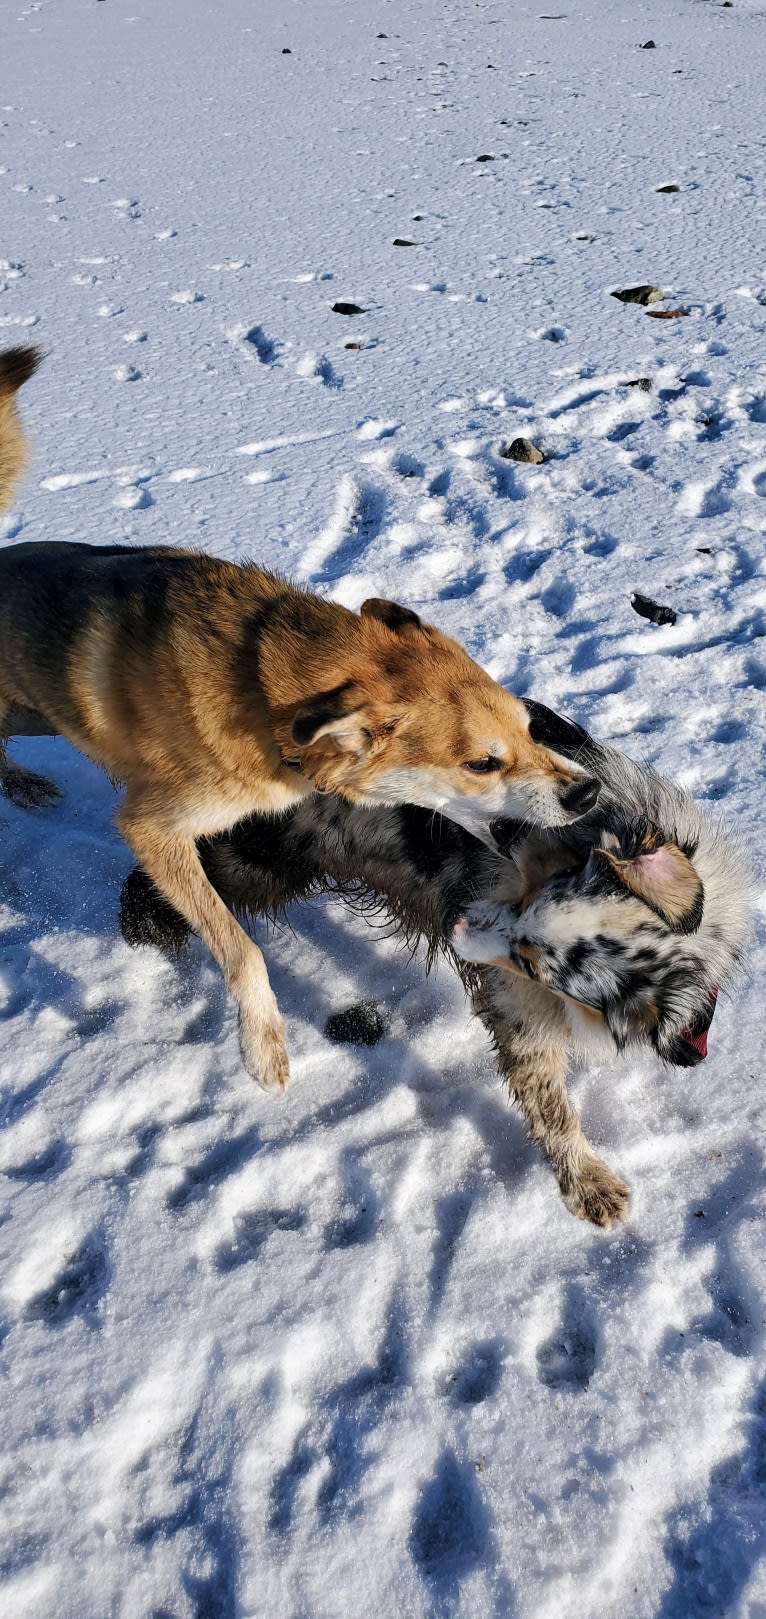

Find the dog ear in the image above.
[
  {"left": 360, "top": 597, "right": 422, "bottom": 634},
  {"left": 523, "top": 698, "right": 592, "bottom": 759},
  {"left": 291, "top": 682, "right": 373, "bottom": 755},
  {"left": 601, "top": 841, "right": 704, "bottom": 934}
]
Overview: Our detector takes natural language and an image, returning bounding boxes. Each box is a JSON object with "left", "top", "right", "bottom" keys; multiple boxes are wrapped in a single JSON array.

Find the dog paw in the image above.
[
  {"left": 239, "top": 1009, "right": 290, "bottom": 1096},
  {"left": 561, "top": 1156, "right": 630, "bottom": 1228},
  {"left": 1, "top": 765, "right": 61, "bottom": 810}
]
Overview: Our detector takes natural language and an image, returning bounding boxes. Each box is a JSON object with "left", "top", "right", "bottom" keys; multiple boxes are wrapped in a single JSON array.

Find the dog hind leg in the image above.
[
  {"left": 0, "top": 699, "right": 61, "bottom": 808},
  {"left": 117, "top": 796, "right": 289, "bottom": 1095},
  {"left": 475, "top": 978, "right": 630, "bottom": 1227}
]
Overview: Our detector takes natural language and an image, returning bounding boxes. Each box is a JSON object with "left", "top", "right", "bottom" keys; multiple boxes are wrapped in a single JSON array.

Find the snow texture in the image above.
[{"left": 1, "top": 0, "right": 766, "bottom": 1615}]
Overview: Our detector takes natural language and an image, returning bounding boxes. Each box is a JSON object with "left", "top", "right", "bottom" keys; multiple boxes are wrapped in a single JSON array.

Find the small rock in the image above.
[
  {"left": 325, "top": 1001, "right": 385, "bottom": 1046},
  {"left": 631, "top": 592, "right": 677, "bottom": 627},
  {"left": 331, "top": 301, "right": 365, "bottom": 315},
  {"left": 656, "top": 183, "right": 681, "bottom": 193},
  {"left": 641, "top": 39, "right": 656, "bottom": 48},
  {"left": 612, "top": 284, "right": 663, "bottom": 306},
  {"left": 625, "top": 376, "right": 653, "bottom": 391},
  {"left": 500, "top": 437, "right": 545, "bottom": 464}
]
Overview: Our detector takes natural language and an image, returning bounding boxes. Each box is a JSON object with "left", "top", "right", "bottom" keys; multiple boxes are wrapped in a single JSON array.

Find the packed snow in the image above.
[{"left": 2, "top": 0, "right": 766, "bottom": 1615}]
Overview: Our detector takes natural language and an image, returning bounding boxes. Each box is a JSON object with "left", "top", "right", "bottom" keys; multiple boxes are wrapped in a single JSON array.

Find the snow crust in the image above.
[{"left": 1, "top": 1, "right": 766, "bottom": 1614}]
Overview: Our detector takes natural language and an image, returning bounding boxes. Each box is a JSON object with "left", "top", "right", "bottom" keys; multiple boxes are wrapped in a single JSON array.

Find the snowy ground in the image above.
[{"left": 2, "top": 0, "right": 766, "bottom": 1614}]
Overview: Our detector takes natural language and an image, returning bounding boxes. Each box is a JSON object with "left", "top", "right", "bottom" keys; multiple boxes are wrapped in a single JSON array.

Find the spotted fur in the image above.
[{"left": 120, "top": 704, "right": 751, "bottom": 1227}]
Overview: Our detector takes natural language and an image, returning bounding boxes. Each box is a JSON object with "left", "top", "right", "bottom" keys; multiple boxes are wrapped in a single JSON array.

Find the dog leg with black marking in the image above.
[{"left": 117, "top": 793, "right": 289, "bottom": 1094}]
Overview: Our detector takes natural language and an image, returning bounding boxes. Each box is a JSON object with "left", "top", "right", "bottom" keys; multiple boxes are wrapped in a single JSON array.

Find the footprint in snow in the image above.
[
  {"left": 295, "top": 351, "right": 342, "bottom": 388},
  {"left": 536, "top": 1282, "right": 598, "bottom": 1392},
  {"left": 24, "top": 1228, "right": 110, "bottom": 1329},
  {"left": 409, "top": 1449, "right": 492, "bottom": 1582},
  {"left": 443, "top": 1339, "right": 505, "bottom": 1406},
  {"left": 229, "top": 322, "right": 281, "bottom": 365},
  {"left": 214, "top": 1207, "right": 306, "bottom": 1273},
  {"left": 165, "top": 1124, "right": 262, "bottom": 1213}
]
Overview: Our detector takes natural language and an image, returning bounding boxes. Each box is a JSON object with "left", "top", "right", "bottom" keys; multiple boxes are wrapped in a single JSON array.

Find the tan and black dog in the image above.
[{"left": 0, "top": 346, "right": 599, "bottom": 1093}]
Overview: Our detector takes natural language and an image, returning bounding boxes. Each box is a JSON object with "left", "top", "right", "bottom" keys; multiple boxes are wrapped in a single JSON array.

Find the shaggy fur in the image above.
[{"left": 120, "top": 703, "right": 751, "bottom": 1227}]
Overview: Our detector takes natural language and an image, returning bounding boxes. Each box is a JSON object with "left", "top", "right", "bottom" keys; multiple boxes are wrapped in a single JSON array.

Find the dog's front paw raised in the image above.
[
  {"left": 239, "top": 1006, "right": 290, "bottom": 1096},
  {"left": 561, "top": 1154, "right": 630, "bottom": 1228}
]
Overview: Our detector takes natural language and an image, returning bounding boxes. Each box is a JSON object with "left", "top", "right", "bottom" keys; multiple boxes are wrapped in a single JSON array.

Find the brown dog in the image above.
[{"left": 0, "top": 348, "right": 599, "bottom": 1092}]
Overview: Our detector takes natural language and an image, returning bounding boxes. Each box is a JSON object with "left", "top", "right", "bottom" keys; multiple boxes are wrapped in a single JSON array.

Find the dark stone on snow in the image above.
[
  {"left": 612, "top": 284, "right": 663, "bottom": 306},
  {"left": 325, "top": 1001, "right": 385, "bottom": 1047},
  {"left": 500, "top": 437, "right": 545, "bottom": 464},
  {"left": 331, "top": 301, "right": 365, "bottom": 315},
  {"left": 631, "top": 592, "right": 677, "bottom": 627}
]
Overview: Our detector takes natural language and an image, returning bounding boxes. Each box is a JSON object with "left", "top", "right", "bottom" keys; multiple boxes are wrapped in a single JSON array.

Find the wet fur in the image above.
[{"left": 119, "top": 713, "right": 750, "bottom": 1227}]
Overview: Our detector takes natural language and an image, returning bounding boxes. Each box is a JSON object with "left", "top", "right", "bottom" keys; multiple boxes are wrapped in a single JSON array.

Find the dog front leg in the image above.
[
  {"left": 117, "top": 801, "right": 289, "bottom": 1095},
  {"left": 473, "top": 974, "right": 629, "bottom": 1228}
]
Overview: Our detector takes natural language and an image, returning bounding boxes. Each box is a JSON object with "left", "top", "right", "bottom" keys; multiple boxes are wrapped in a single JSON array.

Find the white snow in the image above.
[{"left": 2, "top": 1, "right": 766, "bottom": 1616}]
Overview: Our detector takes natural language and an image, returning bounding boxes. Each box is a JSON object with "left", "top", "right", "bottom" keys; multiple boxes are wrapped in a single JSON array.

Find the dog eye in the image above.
[{"left": 463, "top": 757, "right": 503, "bottom": 774}]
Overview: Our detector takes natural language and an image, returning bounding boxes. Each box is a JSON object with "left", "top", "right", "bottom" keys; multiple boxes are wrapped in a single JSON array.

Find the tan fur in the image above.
[
  {"left": 0, "top": 528, "right": 588, "bottom": 1092},
  {"left": 0, "top": 347, "right": 40, "bottom": 512},
  {"left": 600, "top": 839, "right": 704, "bottom": 930}
]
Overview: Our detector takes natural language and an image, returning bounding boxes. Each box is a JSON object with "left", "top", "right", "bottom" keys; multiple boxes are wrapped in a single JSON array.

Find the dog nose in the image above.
[
  {"left": 489, "top": 817, "right": 525, "bottom": 854},
  {"left": 560, "top": 776, "right": 601, "bottom": 816}
]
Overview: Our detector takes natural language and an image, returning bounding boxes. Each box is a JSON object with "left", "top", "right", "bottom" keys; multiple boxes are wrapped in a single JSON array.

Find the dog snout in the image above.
[{"left": 559, "top": 776, "right": 601, "bottom": 817}]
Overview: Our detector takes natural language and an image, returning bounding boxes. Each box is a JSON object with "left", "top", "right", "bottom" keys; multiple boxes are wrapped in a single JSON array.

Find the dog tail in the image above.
[{"left": 0, "top": 344, "right": 42, "bottom": 512}]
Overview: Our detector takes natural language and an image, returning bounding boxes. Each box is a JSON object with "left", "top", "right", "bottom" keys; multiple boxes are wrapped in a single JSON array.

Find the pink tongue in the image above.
[
  {"left": 683, "top": 1026, "right": 708, "bottom": 1059},
  {"left": 680, "top": 987, "right": 719, "bottom": 1060}
]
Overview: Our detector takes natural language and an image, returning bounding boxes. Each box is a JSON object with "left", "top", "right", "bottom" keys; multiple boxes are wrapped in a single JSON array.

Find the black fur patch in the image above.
[
  {"left": 291, "top": 682, "right": 358, "bottom": 747},
  {"left": 0, "top": 344, "right": 42, "bottom": 392},
  {"left": 397, "top": 805, "right": 477, "bottom": 876},
  {"left": 662, "top": 1033, "right": 706, "bottom": 1068},
  {"left": 360, "top": 598, "right": 422, "bottom": 633},
  {"left": 120, "top": 868, "right": 190, "bottom": 954},
  {"left": 523, "top": 698, "right": 591, "bottom": 758}
]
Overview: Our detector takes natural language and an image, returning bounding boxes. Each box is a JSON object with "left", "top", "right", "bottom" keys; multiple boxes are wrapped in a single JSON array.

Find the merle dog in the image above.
[{"left": 120, "top": 702, "right": 750, "bottom": 1228}]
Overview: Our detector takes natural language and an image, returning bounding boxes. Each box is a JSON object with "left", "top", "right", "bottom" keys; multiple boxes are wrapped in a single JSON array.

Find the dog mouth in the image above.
[{"left": 672, "top": 989, "right": 718, "bottom": 1065}]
